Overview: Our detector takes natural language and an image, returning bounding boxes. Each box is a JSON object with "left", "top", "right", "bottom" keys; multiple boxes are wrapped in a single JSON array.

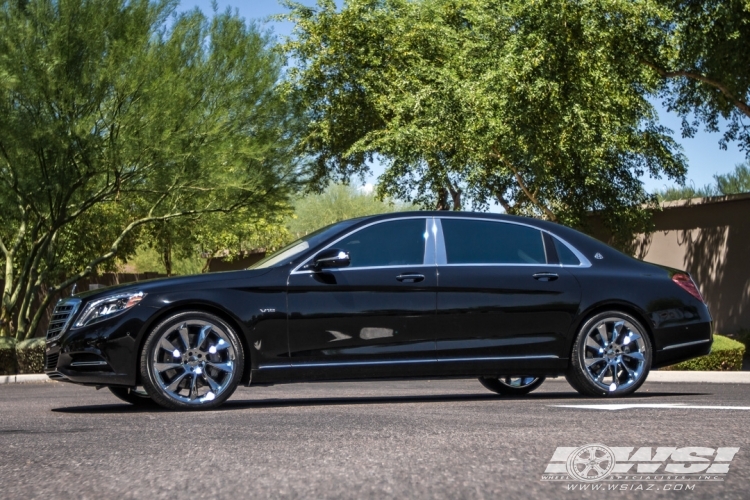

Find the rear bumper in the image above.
[{"left": 652, "top": 321, "right": 713, "bottom": 369}]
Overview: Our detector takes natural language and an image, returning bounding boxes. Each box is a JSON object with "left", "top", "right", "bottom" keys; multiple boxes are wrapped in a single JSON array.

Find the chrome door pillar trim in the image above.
[
  {"left": 424, "top": 217, "right": 438, "bottom": 266},
  {"left": 434, "top": 218, "right": 447, "bottom": 265}
]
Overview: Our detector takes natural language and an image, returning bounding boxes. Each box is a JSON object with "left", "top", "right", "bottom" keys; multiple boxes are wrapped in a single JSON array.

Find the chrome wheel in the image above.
[
  {"left": 497, "top": 376, "right": 541, "bottom": 389},
  {"left": 580, "top": 316, "right": 647, "bottom": 393},
  {"left": 150, "top": 319, "right": 237, "bottom": 405},
  {"left": 479, "top": 375, "right": 545, "bottom": 395}
]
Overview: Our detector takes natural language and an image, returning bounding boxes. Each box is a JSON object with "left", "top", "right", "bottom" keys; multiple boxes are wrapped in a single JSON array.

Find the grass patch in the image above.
[{"left": 663, "top": 334, "right": 745, "bottom": 371}]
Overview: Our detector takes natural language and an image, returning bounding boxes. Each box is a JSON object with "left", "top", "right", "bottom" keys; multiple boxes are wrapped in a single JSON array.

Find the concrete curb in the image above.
[
  {"left": 0, "top": 374, "right": 56, "bottom": 385},
  {"left": 647, "top": 371, "right": 750, "bottom": 384}
]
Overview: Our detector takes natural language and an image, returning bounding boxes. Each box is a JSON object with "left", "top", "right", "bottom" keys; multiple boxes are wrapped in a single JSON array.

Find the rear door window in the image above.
[{"left": 441, "top": 219, "right": 546, "bottom": 265}]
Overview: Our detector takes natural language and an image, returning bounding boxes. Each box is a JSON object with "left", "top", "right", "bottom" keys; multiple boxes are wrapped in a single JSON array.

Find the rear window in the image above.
[{"left": 441, "top": 219, "right": 546, "bottom": 264}]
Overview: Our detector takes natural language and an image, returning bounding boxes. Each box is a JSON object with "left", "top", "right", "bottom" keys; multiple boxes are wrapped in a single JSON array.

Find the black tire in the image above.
[
  {"left": 566, "top": 311, "right": 652, "bottom": 397},
  {"left": 140, "top": 311, "right": 244, "bottom": 411},
  {"left": 108, "top": 386, "right": 158, "bottom": 407},
  {"left": 479, "top": 376, "right": 545, "bottom": 395}
]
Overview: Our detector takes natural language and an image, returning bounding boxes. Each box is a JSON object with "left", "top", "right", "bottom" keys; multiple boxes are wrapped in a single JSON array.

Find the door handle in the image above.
[
  {"left": 533, "top": 272, "right": 559, "bottom": 282},
  {"left": 396, "top": 273, "right": 425, "bottom": 283}
]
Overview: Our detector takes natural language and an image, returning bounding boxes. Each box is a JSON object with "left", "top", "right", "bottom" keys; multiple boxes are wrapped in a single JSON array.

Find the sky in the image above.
[{"left": 180, "top": 0, "right": 747, "bottom": 195}]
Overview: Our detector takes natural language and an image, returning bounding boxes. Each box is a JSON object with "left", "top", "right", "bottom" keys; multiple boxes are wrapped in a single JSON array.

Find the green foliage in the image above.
[
  {"left": 714, "top": 163, "right": 750, "bottom": 195},
  {"left": 647, "top": 1, "right": 750, "bottom": 155},
  {"left": 15, "top": 338, "right": 45, "bottom": 374},
  {"left": 664, "top": 334, "right": 745, "bottom": 371},
  {"left": 282, "top": 0, "right": 687, "bottom": 250},
  {"left": 730, "top": 328, "right": 750, "bottom": 355},
  {"left": 287, "top": 183, "right": 416, "bottom": 238},
  {"left": 656, "top": 183, "right": 719, "bottom": 202},
  {"left": 128, "top": 245, "right": 203, "bottom": 275},
  {"left": 656, "top": 162, "right": 750, "bottom": 201},
  {"left": 0, "top": 0, "right": 299, "bottom": 339},
  {"left": 0, "top": 337, "right": 16, "bottom": 375}
]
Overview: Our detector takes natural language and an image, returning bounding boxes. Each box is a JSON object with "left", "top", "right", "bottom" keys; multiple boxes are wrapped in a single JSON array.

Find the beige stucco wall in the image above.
[{"left": 633, "top": 194, "right": 750, "bottom": 334}]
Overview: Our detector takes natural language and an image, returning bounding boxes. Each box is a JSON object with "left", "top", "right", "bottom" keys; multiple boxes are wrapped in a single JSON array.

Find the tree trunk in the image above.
[
  {"left": 435, "top": 186, "right": 450, "bottom": 210},
  {"left": 162, "top": 242, "right": 173, "bottom": 277},
  {"left": 25, "top": 289, "right": 57, "bottom": 342}
]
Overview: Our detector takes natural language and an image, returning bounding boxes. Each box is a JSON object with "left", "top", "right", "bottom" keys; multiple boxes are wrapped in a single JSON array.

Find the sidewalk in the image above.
[
  {"left": 647, "top": 371, "right": 750, "bottom": 384},
  {"left": 0, "top": 374, "right": 56, "bottom": 384}
]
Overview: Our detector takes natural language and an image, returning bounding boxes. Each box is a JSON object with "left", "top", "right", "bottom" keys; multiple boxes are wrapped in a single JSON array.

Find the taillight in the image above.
[{"left": 672, "top": 273, "right": 704, "bottom": 303}]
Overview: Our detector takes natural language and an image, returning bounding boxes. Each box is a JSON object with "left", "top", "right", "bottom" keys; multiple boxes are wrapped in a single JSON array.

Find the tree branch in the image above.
[
  {"left": 49, "top": 205, "right": 244, "bottom": 294},
  {"left": 490, "top": 147, "right": 557, "bottom": 221},
  {"left": 641, "top": 59, "right": 750, "bottom": 119},
  {"left": 495, "top": 193, "right": 513, "bottom": 214}
]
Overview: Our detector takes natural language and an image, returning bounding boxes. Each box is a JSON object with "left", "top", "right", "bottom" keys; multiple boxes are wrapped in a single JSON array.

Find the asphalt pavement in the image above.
[{"left": 1, "top": 378, "right": 749, "bottom": 499}]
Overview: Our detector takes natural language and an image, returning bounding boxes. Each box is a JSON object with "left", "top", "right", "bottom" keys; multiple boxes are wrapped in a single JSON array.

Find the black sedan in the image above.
[{"left": 44, "top": 212, "right": 712, "bottom": 410}]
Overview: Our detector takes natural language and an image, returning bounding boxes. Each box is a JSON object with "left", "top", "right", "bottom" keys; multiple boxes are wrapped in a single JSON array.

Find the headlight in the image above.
[{"left": 73, "top": 291, "right": 146, "bottom": 328}]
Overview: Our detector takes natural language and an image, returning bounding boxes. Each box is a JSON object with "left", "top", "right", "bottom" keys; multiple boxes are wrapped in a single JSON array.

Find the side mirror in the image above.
[{"left": 312, "top": 248, "right": 350, "bottom": 270}]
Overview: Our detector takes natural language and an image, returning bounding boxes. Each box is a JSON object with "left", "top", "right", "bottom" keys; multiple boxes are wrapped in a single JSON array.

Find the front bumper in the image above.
[{"left": 44, "top": 306, "right": 153, "bottom": 387}]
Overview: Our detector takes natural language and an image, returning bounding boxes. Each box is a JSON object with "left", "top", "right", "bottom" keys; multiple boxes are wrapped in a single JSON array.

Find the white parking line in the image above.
[{"left": 554, "top": 403, "right": 750, "bottom": 411}]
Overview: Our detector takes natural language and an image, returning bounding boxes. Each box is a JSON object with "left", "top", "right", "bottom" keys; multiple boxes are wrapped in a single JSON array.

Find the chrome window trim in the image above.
[
  {"left": 258, "top": 354, "right": 558, "bottom": 369},
  {"left": 661, "top": 339, "right": 711, "bottom": 351},
  {"left": 289, "top": 214, "right": 592, "bottom": 275},
  {"left": 293, "top": 264, "right": 435, "bottom": 274},
  {"left": 436, "top": 216, "right": 592, "bottom": 268},
  {"left": 433, "top": 263, "right": 567, "bottom": 268},
  {"left": 290, "top": 216, "right": 431, "bottom": 275}
]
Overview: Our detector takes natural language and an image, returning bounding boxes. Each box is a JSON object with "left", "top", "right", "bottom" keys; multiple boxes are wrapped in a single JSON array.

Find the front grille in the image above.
[
  {"left": 46, "top": 298, "right": 81, "bottom": 341},
  {"left": 45, "top": 353, "right": 59, "bottom": 371}
]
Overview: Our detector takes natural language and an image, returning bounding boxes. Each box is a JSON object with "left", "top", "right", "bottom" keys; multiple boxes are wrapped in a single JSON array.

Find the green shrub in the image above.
[
  {"left": 730, "top": 328, "right": 750, "bottom": 353},
  {"left": 16, "top": 338, "right": 46, "bottom": 374},
  {"left": 663, "top": 334, "right": 745, "bottom": 371},
  {"left": 0, "top": 337, "right": 17, "bottom": 375}
]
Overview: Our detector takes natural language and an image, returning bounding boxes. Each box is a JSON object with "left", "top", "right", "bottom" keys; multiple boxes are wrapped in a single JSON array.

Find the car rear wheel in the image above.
[
  {"left": 478, "top": 376, "right": 545, "bottom": 395},
  {"left": 566, "top": 311, "right": 652, "bottom": 397},
  {"left": 140, "top": 311, "right": 244, "bottom": 410},
  {"left": 108, "top": 386, "right": 157, "bottom": 407}
]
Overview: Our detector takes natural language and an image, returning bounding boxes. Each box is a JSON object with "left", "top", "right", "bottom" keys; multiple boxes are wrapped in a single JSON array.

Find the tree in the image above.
[
  {"left": 0, "top": 0, "right": 299, "bottom": 340},
  {"left": 287, "top": 182, "right": 414, "bottom": 238},
  {"left": 148, "top": 208, "right": 294, "bottom": 275},
  {"left": 656, "top": 162, "right": 750, "bottom": 201},
  {"left": 643, "top": 1, "right": 750, "bottom": 156},
  {"left": 282, "top": 0, "right": 687, "bottom": 248}
]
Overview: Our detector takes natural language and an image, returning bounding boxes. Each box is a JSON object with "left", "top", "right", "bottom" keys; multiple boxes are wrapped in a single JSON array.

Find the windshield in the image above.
[{"left": 249, "top": 219, "right": 361, "bottom": 270}]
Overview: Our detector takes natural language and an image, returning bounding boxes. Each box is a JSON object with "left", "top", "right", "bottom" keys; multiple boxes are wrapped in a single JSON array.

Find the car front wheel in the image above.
[
  {"left": 140, "top": 311, "right": 244, "bottom": 410},
  {"left": 566, "top": 311, "right": 652, "bottom": 397}
]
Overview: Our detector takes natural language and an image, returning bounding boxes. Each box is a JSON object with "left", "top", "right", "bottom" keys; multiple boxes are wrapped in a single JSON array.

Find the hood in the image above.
[{"left": 71, "top": 268, "right": 274, "bottom": 301}]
